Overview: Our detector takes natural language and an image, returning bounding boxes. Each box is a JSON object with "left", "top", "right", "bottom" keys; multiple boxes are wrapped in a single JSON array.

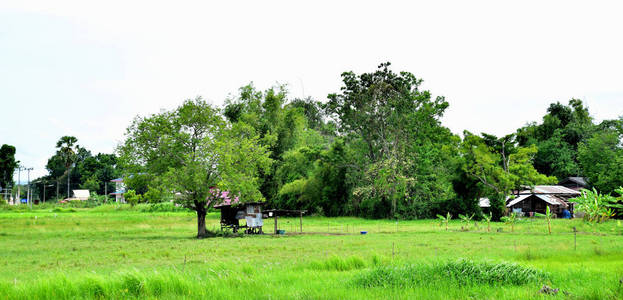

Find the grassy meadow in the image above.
[{"left": 1, "top": 205, "right": 623, "bottom": 299}]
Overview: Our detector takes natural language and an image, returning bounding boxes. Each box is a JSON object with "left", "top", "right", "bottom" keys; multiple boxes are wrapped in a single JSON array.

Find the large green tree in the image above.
[
  {"left": 460, "top": 132, "right": 556, "bottom": 219},
  {"left": 55, "top": 136, "right": 79, "bottom": 198},
  {"left": 222, "top": 84, "right": 326, "bottom": 207},
  {"left": 325, "top": 62, "right": 459, "bottom": 219},
  {"left": 516, "top": 99, "right": 593, "bottom": 180},
  {"left": 0, "top": 144, "right": 18, "bottom": 191},
  {"left": 119, "top": 98, "right": 272, "bottom": 237},
  {"left": 578, "top": 129, "right": 623, "bottom": 194}
]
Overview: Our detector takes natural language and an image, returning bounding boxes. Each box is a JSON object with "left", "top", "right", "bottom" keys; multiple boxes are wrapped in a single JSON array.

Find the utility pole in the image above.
[
  {"left": 16, "top": 166, "right": 25, "bottom": 204},
  {"left": 67, "top": 163, "right": 75, "bottom": 198},
  {"left": 25, "top": 167, "right": 33, "bottom": 208}
]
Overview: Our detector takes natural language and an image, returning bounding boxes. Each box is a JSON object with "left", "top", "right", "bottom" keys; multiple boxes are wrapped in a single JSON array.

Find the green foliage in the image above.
[
  {"left": 355, "top": 260, "right": 546, "bottom": 288},
  {"left": 436, "top": 212, "right": 451, "bottom": 231},
  {"left": 326, "top": 62, "right": 459, "bottom": 219},
  {"left": 488, "top": 193, "right": 506, "bottom": 221},
  {"left": 118, "top": 97, "right": 272, "bottom": 237},
  {"left": 143, "top": 187, "right": 167, "bottom": 204},
  {"left": 501, "top": 212, "right": 518, "bottom": 232},
  {"left": 578, "top": 130, "right": 623, "bottom": 194},
  {"left": 124, "top": 189, "right": 141, "bottom": 207},
  {"left": 309, "top": 255, "right": 367, "bottom": 271},
  {"left": 40, "top": 139, "right": 119, "bottom": 200},
  {"left": 535, "top": 206, "right": 553, "bottom": 234},
  {"left": 88, "top": 193, "right": 109, "bottom": 203},
  {"left": 2, "top": 211, "right": 623, "bottom": 299},
  {"left": 458, "top": 213, "right": 474, "bottom": 230},
  {"left": 0, "top": 144, "right": 18, "bottom": 190},
  {"left": 124, "top": 174, "right": 152, "bottom": 195},
  {"left": 136, "top": 202, "right": 189, "bottom": 212},
  {"left": 482, "top": 212, "right": 492, "bottom": 232},
  {"left": 572, "top": 188, "right": 619, "bottom": 223},
  {"left": 461, "top": 132, "right": 556, "bottom": 197},
  {"left": 80, "top": 176, "right": 100, "bottom": 192}
]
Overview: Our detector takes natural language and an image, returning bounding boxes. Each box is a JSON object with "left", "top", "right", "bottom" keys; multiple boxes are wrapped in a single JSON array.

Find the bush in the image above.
[
  {"left": 143, "top": 188, "right": 165, "bottom": 204},
  {"left": 88, "top": 193, "right": 109, "bottom": 203},
  {"left": 125, "top": 190, "right": 142, "bottom": 207}
]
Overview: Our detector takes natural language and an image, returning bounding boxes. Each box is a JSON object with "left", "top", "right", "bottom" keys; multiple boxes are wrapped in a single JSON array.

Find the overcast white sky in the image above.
[{"left": 1, "top": 0, "right": 622, "bottom": 180}]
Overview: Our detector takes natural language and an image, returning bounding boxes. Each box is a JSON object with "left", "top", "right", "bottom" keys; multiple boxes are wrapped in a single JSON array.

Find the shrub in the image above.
[{"left": 125, "top": 190, "right": 142, "bottom": 207}]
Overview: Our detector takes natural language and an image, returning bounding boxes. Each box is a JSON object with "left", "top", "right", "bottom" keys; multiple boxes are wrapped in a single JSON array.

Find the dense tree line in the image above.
[
  {"left": 30, "top": 63, "right": 623, "bottom": 229},
  {"left": 34, "top": 136, "right": 120, "bottom": 201}
]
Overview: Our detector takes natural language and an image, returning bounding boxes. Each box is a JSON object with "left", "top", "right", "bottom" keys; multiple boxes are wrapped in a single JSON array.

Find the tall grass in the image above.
[
  {"left": 1, "top": 210, "right": 623, "bottom": 299},
  {"left": 354, "top": 260, "right": 547, "bottom": 288},
  {"left": 309, "top": 255, "right": 367, "bottom": 271},
  {"left": 1, "top": 271, "right": 198, "bottom": 300}
]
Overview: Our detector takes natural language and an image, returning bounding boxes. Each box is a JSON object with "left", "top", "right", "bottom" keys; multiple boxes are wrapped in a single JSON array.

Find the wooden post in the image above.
[
  {"left": 274, "top": 212, "right": 278, "bottom": 234},
  {"left": 299, "top": 212, "right": 303, "bottom": 233},
  {"left": 573, "top": 226, "right": 577, "bottom": 251}
]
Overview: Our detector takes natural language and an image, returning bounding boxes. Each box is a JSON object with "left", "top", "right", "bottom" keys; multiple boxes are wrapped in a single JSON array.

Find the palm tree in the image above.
[{"left": 56, "top": 136, "right": 78, "bottom": 198}]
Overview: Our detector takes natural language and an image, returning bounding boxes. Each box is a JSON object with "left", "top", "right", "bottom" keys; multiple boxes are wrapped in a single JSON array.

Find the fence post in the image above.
[{"left": 573, "top": 226, "right": 577, "bottom": 251}]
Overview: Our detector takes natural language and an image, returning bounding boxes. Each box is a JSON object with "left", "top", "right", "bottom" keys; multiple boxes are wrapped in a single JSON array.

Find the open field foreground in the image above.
[{"left": 1, "top": 206, "right": 623, "bottom": 299}]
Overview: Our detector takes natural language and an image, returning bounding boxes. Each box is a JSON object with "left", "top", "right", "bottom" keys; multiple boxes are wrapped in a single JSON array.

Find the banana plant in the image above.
[
  {"left": 501, "top": 212, "right": 518, "bottom": 232},
  {"left": 572, "top": 188, "right": 620, "bottom": 223},
  {"left": 458, "top": 213, "right": 474, "bottom": 231},
  {"left": 545, "top": 206, "right": 553, "bottom": 235},
  {"left": 535, "top": 206, "right": 553, "bottom": 235},
  {"left": 436, "top": 212, "right": 451, "bottom": 231},
  {"left": 482, "top": 212, "right": 492, "bottom": 232}
]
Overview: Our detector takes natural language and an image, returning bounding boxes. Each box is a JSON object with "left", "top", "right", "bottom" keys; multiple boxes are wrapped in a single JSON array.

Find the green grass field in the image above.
[{"left": 1, "top": 205, "right": 622, "bottom": 299}]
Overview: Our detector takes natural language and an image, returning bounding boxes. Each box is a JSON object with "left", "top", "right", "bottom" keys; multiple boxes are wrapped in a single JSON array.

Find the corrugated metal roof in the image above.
[
  {"left": 507, "top": 194, "right": 570, "bottom": 208},
  {"left": 506, "top": 195, "right": 531, "bottom": 207},
  {"left": 534, "top": 194, "right": 560, "bottom": 205},
  {"left": 520, "top": 185, "right": 581, "bottom": 195}
]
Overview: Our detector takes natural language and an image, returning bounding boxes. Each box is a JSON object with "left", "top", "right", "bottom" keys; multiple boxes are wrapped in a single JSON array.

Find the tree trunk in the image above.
[{"left": 196, "top": 207, "right": 207, "bottom": 238}]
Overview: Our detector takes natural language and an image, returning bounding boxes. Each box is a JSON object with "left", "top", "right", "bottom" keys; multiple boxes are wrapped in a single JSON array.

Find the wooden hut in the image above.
[
  {"left": 506, "top": 185, "right": 580, "bottom": 217},
  {"left": 214, "top": 202, "right": 265, "bottom": 234}
]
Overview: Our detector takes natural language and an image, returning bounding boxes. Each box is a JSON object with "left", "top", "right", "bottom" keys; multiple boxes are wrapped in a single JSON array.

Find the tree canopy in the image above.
[
  {"left": 0, "top": 144, "right": 18, "bottom": 191},
  {"left": 118, "top": 98, "right": 272, "bottom": 237},
  {"left": 29, "top": 62, "right": 623, "bottom": 227}
]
